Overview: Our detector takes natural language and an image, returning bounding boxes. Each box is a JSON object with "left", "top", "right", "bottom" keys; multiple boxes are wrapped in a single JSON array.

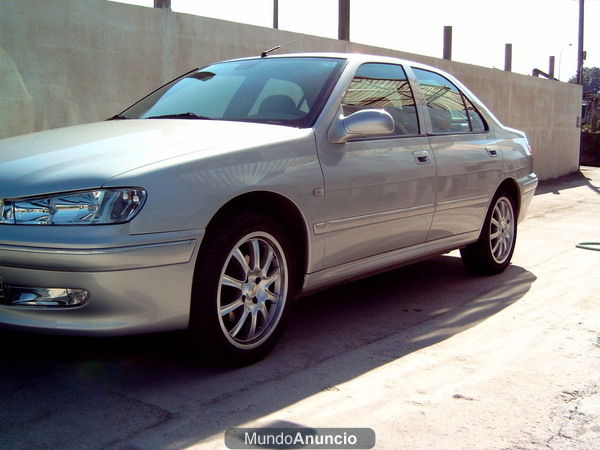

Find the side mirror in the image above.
[{"left": 328, "top": 109, "right": 395, "bottom": 144}]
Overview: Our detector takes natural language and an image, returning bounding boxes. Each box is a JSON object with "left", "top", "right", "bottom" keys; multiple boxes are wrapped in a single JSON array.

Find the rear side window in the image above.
[
  {"left": 342, "top": 63, "right": 419, "bottom": 136},
  {"left": 464, "top": 96, "right": 487, "bottom": 132},
  {"left": 413, "top": 68, "right": 487, "bottom": 134}
]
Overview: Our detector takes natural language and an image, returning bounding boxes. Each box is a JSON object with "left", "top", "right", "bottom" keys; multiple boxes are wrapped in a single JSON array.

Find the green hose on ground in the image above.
[{"left": 576, "top": 242, "right": 600, "bottom": 251}]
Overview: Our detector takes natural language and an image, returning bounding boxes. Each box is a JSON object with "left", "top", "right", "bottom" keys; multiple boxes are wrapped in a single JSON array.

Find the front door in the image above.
[{"left": 316, "top": 63, "right": 436, "bottom": 269}]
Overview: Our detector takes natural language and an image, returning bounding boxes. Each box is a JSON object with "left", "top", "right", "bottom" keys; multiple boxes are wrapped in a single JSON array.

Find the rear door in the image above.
[{"left": 411, "top": 67, "right": 503, "bottom": 240}]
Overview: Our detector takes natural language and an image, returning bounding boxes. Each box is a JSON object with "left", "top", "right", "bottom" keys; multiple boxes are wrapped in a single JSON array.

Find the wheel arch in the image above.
[
  {"left": 496, "top": 177, "right": 521, "bottom": 219},
  {"left": 202, "top": 190, "right": 310, "bottom": 293}
]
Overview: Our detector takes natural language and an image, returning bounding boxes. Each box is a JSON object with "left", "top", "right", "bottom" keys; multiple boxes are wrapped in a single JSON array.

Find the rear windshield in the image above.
[{"left": 119, "top": 57, "right": 345, "bottom": 128}]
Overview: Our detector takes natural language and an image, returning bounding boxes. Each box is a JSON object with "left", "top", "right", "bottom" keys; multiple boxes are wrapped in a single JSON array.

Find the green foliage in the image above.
[
  {"left": 582, "top": 121, "right": 600, "bottom": 133},
  {"left": 569, "top": 67, "right": 600, "bottom": 94}
]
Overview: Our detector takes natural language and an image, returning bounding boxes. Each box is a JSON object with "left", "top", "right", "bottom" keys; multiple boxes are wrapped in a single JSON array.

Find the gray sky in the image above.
[{"left": 111, "top": 0, "right": 599, "bottom": 81}]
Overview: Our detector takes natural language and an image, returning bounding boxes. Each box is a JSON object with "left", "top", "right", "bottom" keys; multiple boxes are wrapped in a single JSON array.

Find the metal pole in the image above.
[
  {"left": 154, "top": 0, "right": 170, "bottom": 8},
  {"left": 577, "top": 0, "right": 584, "bottom": 84},
  {"left": 338, "top": 0, "right": 350, "bottom": 41},
  {"left": 443, "top": 26, "right": 452, "bottom": 60},
  {"left": 558, "top": 44, "right": 572, "bottom": 81},
  {"left": 273, "top": 0, "right": 278, "bottom": 29},
  {"left": 504, "top": 43, "right": 512, "bottom": 72},
  {"left": 549, "top": 56, "right": 555, "bottom": 80}
]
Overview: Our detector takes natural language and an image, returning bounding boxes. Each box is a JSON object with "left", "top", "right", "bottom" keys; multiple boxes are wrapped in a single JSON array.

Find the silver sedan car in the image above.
[{"left": 0, "top": 53, "right": 537, "bottom": 364}]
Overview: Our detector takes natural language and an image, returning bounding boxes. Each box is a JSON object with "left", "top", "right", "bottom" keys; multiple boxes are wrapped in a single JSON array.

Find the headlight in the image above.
[{"left": 0, "top": 188, "right": 146, "bottom": 225}]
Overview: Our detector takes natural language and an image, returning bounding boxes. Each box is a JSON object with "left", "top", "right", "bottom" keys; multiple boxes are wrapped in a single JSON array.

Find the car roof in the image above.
[{"left": 221, "top": 52, "right": 443, "bottom": 74}]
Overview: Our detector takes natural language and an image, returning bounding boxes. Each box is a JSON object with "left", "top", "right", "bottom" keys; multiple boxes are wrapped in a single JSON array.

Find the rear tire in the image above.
[
  {"left": 189, "top": 212, "right": 295, "bottom": 366},
  {"left": 460, "top": 192, "right": 517, "bottom": 275}
]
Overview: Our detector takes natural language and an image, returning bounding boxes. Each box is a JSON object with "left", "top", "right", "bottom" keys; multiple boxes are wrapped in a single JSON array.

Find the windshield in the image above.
[{"left": 119, "top": 57, "right": 345, "bottom": 128}]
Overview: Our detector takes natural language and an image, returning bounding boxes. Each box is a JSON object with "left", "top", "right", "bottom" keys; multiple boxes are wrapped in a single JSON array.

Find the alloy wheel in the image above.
[
  {"left": 489, "top": 197, "right": 515, "bottom": 264},
  {"left": 217, "top": 232, "right": 288, "bottom": 349}
]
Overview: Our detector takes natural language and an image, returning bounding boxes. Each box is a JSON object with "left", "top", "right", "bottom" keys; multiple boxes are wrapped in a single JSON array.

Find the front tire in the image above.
[
  {"left": 189, "top": 212, "right": 295, "bottom": 366},
  {"left": 460, "top": 192, "right": 517, "bottom": 274}
]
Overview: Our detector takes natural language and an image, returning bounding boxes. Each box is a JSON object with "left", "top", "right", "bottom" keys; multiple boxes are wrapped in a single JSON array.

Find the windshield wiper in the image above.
[
  {"left": 145, "top": 112, "right": 213, "bottom": 120},
  {"left": 107, "top": 114, "right": 129, "bottom": 120}
]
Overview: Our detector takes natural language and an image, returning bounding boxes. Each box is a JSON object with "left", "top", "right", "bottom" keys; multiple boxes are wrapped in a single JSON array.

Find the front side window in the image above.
[
  {"left": 119, "top": 57, "right": 345, "bottom": 128},
  {"left": 413, "top": 68, "right": 487, "bottom": 134},
  {"left": 342, "top": 63, "right": 419, "bottom": 136}
]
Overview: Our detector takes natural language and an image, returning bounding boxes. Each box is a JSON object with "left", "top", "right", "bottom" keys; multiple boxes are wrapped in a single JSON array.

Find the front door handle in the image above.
[
  {"left": 413, "top": 150, "right": 431, "bottom": 165},
  {"left": 486, "top": 147, "right": 498, "bottom": 157}
]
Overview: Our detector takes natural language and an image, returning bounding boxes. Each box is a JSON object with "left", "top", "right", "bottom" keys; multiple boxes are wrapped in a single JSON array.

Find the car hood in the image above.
[{"left": 0, "top": 120, "right": 311, "bottom": 198}]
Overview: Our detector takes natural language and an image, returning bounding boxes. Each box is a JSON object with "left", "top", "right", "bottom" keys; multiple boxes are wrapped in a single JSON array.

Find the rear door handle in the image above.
[{"left": 413, "top": 150, "right": 431, "bottom": 165}]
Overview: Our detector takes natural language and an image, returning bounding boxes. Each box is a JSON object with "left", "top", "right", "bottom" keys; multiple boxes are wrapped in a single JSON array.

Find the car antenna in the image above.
[
  {"left": 260, "top": 38, "right": 306, "bottom": 58},
  {"left": 261, "top": 45, "right": 281, "bottom": 58}
]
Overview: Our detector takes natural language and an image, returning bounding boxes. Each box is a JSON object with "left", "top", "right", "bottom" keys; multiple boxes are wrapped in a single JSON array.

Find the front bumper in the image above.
[{"left": 0, "top": 226, "right": 203, "bottom": 335}]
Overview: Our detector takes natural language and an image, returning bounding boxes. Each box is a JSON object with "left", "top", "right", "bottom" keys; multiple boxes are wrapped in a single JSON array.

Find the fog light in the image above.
[{"left": 1, "top": 285, "right": 89, "bottom": 307}]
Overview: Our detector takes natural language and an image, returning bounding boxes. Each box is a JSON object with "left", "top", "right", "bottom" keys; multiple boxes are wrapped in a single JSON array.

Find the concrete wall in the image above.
[{"left": 0, "top": 0, "right": 582, "bottom": 180}]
